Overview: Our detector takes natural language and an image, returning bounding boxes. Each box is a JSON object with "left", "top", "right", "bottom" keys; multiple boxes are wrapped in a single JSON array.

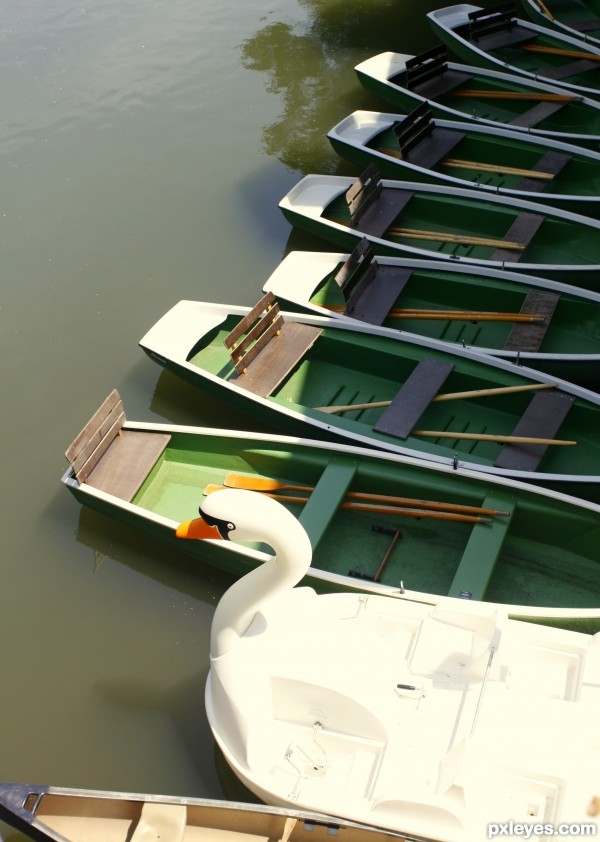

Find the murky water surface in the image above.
[{"left": 1, "top": 1, "right": 464, "bottom": 833}]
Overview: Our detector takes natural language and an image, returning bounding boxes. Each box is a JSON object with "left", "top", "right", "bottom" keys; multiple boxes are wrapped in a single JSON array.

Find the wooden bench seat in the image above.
[
  {"left": 65, "top": 390, "right": 171, "bottom": 501},
  {"left": 392, "top": 103, "right": 465, "bottom": 170},
  {"left": 461, "top": 3, "right": 535, "bottom": 50},
  {"left": 374, "top": 358, "right": 454, "bottom": 439},
  {"left": 298, "top": 456, "right": 359, "bottom": 550},
  {"left": 491, "top": 211, "right": 544, "bottom": 262},
  {"left": 400, "top": 46, "right": 473, "bottom": 98},
  {"left": 509, "top": 99, "right": 571, "bottom": 128},
  {"left": 494, "top": 389, "right": 575, "bottom": 471},
  {"left": 541, "top": 57, "right": 600, "bottom": 81},
  {"left": 334, "top": 238, "right": 413, "bottom": 325},
  {"left": 448, "top": 494, "right": 515, "bottom": 601},
  {"left": 503, "top": 289, "right": 559, "bottom": 352},
  {"left": 346, "top": 164, "right": 414, "bottom": 237},
  {"left": 515, "top": 150, "right": 571, "bottom": 192},
  {"left": 131, "top": 802, "right": 186, "bottom": 842},
  {"left": 224, "top": 292, "right": 321, "bottom": 398}
]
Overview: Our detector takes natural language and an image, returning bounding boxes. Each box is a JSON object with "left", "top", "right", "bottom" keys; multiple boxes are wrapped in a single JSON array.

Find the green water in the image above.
[{"left": 0, "top": 0, "right": 497, "bottom": 837}]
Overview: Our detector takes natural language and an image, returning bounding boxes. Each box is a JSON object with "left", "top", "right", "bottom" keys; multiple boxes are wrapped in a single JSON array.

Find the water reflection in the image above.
[{"left": 240, "top": 0, "right": 454, "bottom": 173}]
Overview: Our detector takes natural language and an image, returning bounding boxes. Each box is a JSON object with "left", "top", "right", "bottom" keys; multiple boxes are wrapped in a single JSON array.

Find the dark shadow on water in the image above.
[
  {"left": 75, "top": 506, "right": 235, "bottom": 604},
  {"left": 240, "top": 0, "right": 494, "bottom": 173}
]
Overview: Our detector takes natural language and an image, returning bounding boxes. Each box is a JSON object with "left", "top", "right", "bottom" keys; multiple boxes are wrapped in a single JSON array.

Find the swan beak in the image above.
[{"left": 176, "top": 517, "right": 222, "bottom": 540}]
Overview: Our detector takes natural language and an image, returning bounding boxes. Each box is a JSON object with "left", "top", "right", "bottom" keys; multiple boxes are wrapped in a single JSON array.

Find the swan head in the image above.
[
  {"left": 176, "top": 486, "right": 310, "bottom": 549},
  {"left": 176, "top": 488, "right": 313, "bottom": 659}
]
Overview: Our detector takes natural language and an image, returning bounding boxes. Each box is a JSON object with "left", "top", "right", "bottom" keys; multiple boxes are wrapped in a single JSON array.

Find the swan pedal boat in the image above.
[
  {"left": 0, "top": 782, "right": 404, "bottom": 842},
  {"left": 428, "top": 3, "right": 600, "bottom": 100},
  {"left": 278, "top": 166, "right": 600, "bottom": 286},
  {"left": 138, "top": 295, "right": 600, "bottom": 498},
  {"left": 327, "top": 106, "right": 600, "bottom": 219},
  {"left": 520, "top": 0, "right": 600, "bottom": 47},
  {"left": 177, "top": 488, "right": 600, "bottom": 842},
  {"left": 354, "top": 48, "right": 600, "bottom": 151},
  {"left": 263, "top": 243, "right": 600, "bottom": 388},
  {"left": 62, "top": 390, "right": 600, "bottom": 630}
]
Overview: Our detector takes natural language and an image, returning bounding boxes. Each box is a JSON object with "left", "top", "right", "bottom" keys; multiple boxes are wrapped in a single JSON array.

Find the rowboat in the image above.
[
  {"left": 139, "top": 293, "right": 600, "bottom": 498},
  {"left": 521, "top": 0, "right": 600, "bottom": 46},
  {"left": 327, "top": 106, "right": 600, "bottom": 219},
  {"left": 62, "top": 390, "right": 600, "bottom": 627},
  {"left": 354, "top": 47, "right": 600, "bottom": 150},
  {"left": 262, "top": 243, "right": 600, "bottom": 388},
  {"left": 0, "top": 781, "right": 402, "bottom": 842},
  {"left": 176, "top": 488, "right": 600, "bottom": 842},
  {"left": 428, "top": 3, "right": 600, "bottom": 100},
  {"left": 278, "top": 165, "right": 600, "bottom": 286}
]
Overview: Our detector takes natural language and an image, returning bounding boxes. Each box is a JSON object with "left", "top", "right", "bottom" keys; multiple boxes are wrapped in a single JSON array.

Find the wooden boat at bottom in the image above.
[
  {"left": 0, "top": 782, "right": 405, "bottom": 842},
  {"left": 62, "top": 390, "right": 600, "bottom": 630},
  {"left": 139, "top": 294, "right": 600, "bottom": 500},
  {"left": 176, "top": 488, "right": 600, "bottom": 842}
]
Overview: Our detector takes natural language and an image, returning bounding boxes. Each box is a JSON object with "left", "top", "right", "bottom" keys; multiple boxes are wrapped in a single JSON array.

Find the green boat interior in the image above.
[
  {"left": 184, "top": 295, "right": 599, "bottom": 477},
  {"left": 304, "top": 239, "right": 600, "bottom": 357},
  {"left": 320, "top": 164, "right": 599, "bottom": 266},
  {"left": 386, "top": 45, "right": 600, "bottom": 134},
  {"left": 64, "top": 393, "right": 600, "bottom": 613},
  {"left": 366, "top": 103, "right": 600, "bottom": 197},
  {"left": 451, "top": 3, "right": 600, "bottom": 84}
]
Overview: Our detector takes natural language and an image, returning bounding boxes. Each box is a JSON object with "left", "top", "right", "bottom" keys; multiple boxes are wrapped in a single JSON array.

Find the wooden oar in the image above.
[
  {"left": 384, "top": 227, "right": 526, "bottom": 251},
  {"left": 317, "top": 381, "right": 557, "bottom": 414},
  {"left": 221, "top": 473, "right": 510, "bottom": 516},
  {"left": 226, "top": 491, "right": 493, "bottom": 523},
  {"left": 377, "top": 147, "right": 555, "bottom": 180},
  {"left": 206, "top": 484, "right": 491, "bottom": 521},
  {"left": 533, "top": 0, "right": 555, "bottom": 20},
  {"left": 440, "top": 158, "right": 555, "bottom": 180},
  {"left": 412, "top": 430, "right": 575, "bottom": 445},
  {"left": 324, "top": 304, "right": 545, "bottom": 322},
  {"left": 520, "top": 43, "right": 600, "bottom": 61},
  {"left": 452, "top": 90, "right": 575, "bottom": 101}
]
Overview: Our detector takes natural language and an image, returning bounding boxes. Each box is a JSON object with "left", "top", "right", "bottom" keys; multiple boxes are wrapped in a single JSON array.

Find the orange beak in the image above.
[{"left": 175, "top": 516, "right": 223, "bottom": 540}]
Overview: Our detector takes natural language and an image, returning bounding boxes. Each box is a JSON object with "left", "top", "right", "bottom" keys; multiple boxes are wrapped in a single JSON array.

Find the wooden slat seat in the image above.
[
  {"left": 542, "top": 58, "right": 600, "bottom": 80},
  {"left": 515, "top": 150, "right": 571, "bottom": 192},
  {"left": 346, "top": 165, "right": 414, "bottom": 237},
  {"left": 392, "top": 104, "right": 465, "bottom": 170},
  {"left": 491, "top": 211, "right": 544, "bottom": 262},
  {"left": 494, "top": 389, "right": 575, "bottom": 471},
  {"left": 461, "top": 3, "right": 535, "bottom": 50},
  {"left": 131, "top": 802, "right": 186, "bottom": 842},
  {"left": 509, "top": 99, "right": 571, "bottom": 128},
  {"left": 65, "top": 389, "right": 171, "bottom": 501},
  {"left": 400, "top": 46, "right": 473, "bottom": 98},
  {"left": 374, "top": 358, "right": 454, "bottom": 439},
  {"left": 448, "top": 493, "right": 515, "bottom": 601},
  {"left": 224, "top": 292, "right": 321, "bottom": 398},
  {"left": 334, "top": 238, "right": 413, "bottom": 325},
  {"left": 503, "top": 289, "right": 559, "bottom": 352}
]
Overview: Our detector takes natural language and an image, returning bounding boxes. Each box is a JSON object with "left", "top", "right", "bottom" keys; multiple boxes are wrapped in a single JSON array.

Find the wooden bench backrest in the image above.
[
  {"left": 65, "top": 389, "right": 125, "bottom": 483},
  {"left": 334, "top": 238, "right": 413, "bottom": 326},
  {"left": 224, "top": 291, "right": 284, "bottom": 375},
  {"left": 345, "top": 163, "right": 382, "bottom": 225},
  {"left": 223, "top": 292, "right": 322, "bottom": 397},
  {"left": 405, "top": 46, "right": 449, "bottom": 91},
  {"left": 333, "top": 238, "right": 377, "bottom": 302},
  {"left": 393, "top": 103, "right": 435, "bottom": 157},
  {"left": 467, "top": 2, "right": 518, "bottom": 40}
]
